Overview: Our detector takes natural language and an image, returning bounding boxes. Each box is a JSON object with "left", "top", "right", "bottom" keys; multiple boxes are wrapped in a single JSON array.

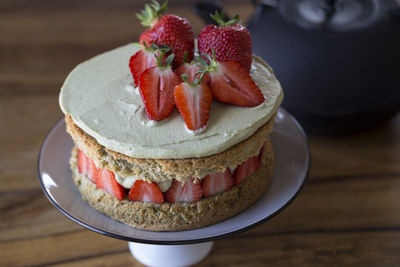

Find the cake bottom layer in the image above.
[{"left": 70, "top": 140, "right": 274, "bottom": 231}]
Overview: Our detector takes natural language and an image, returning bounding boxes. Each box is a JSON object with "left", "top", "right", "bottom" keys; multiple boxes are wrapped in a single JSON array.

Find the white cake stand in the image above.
[{"left": 38, "top": 108, "right": 310, "bottom": 267}]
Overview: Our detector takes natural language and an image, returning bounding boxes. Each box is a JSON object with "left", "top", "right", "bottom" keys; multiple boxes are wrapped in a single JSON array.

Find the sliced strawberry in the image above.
[
  {"left": 202, "top": 168, "right": 233, "bottom": 198},
  {"left": 129, "top": 49, "right": 157, "bottom": 87},
  {"left": 209, "top": 61, "right": 264, "bottom": 107},
  {"left": 78, "top": 150, "right": 97, "bottom": 182},
  {"left": 128, "top": 180, "right": 165, "bottom": 204},
  {"left": 175, "top": 64, "right": 209, "bottom": 85},
  {"left": 139, "top": 66, "right": 181, "bottom": 121},
  {"left": 96, "top": 168, "right": 125, "bottom": 201},
  {"left": 87, "top": 158, "right": 98, "bottom": 183},
  {"left": 174, "top": 82, "right": 212, "bottom": 132},
  {"left": 165, "top": 178, "right": 203, "bottom": 203},
  {"left": 233, "top": 155, "right": 262, "bottom": 185},
  {"left": 78, "top": 149, "right": 88, "bottom": 176}
]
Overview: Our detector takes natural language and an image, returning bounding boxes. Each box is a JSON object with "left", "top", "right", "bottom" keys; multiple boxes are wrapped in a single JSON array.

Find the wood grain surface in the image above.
[{"left": 1, "top": 0, "right": 399, "bottom": 266}]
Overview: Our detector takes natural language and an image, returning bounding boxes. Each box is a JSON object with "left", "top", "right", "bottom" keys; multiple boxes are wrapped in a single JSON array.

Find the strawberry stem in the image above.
[
  {"left": 210, "top": 11, "right": 241, "bottom": 27},
  {"left": 135, "top": 41, "right": 171, "bottom": 53},
  {"left": 155, "top": 52, "right": 174, "bottom": 70},
  {"left": 193, "top": 70, "right": 207, "bottom": 86},
  {"left": 200, "top": 48, "right": 218, "bottom": 72},
  {"left": 149, "top": 42, "right": 170, "bottom": 53},
  {"left": 182, "top": 51, "right": 189, "bottom": 65},
  {"left": 182, "top": 68, "right": 207, "bottom": 87},
  {"left": 197, "top": 57, "right": 209, "bottom": 68},
  {"left": 165, "top": 53, "right": 174, "bottom": 67},
  {"left": 181, "top": 74, "right": 189, "bottom": 83},
  {"left": 137, "top": 0, "right": 168, "bottom": 28}
]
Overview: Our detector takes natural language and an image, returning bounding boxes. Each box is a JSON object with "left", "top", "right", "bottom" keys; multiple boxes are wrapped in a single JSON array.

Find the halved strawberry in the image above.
[
  {"left": 233, "top": 155, "right": 261, "bottom": 185},
  {"left": 175, "top": 63, "right": 209, "bottom": 85},
  {"left": 87, "top": 158, "right": 98, "bottom": 183},
  {"left": 129, "top": 43, "right": 169, "bottom": 87},
  {"left": 78, "top": 149, "right": 97, "bottom": 182},
  {"left": 96, "top": 168, "right": 125, "bottom": 201},
  {"left": 129, "top": 49, "right": 156, "bottom": 87},
  {"left": 174, "top": 81, "right": 212, "bottom": 133},
  {"left": 128, "top": 180, "right": 165, "bottom": 204},
  {"left": 139, "top": 56, "right": 181, "bottom": 121},
  {"left": 202, "top": 168, "right": 233, "bottom": 198},
  {"left": 165, "top": 178, "right": 203, "bottom": 203},
  {"left": 78, "top": 149, "right": 88, "bottom": 175},
  {"left": 208, "top": 60, "right": 264, "bottom": 107}
]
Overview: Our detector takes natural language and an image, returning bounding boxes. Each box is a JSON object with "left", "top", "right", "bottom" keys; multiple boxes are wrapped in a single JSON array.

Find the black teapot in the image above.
[{"left": 194, "top": 0, "right": 400, "bottom": 135}]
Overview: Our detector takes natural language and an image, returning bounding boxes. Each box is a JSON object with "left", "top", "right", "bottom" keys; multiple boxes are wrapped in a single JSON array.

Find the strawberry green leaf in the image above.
[
  {"left": 210, "top": 11, "right": 241, "bottom": 27},
  {"left": 137, "top": 0, "right": 168, "bottom": 28}
]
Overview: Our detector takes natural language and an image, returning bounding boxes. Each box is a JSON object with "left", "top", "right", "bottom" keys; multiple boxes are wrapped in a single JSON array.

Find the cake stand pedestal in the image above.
[
  {"left": 128, "top": 241, "right": 214, "bottom": 267},
  {"left": 38, "top": 108, "right": 310, "bottom": 267}
]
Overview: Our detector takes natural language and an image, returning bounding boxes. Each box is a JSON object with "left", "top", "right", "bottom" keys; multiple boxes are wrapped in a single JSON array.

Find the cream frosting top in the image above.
[{"left": 59, "top": 43, "right": 283, "bottom": 159}]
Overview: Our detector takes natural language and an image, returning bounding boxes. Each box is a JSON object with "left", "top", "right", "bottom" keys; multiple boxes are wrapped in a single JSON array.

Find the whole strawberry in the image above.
[
  {"left": 198, "top": 12, "right": 252, "bottom": 72},
  {"left": 137, "top": 1, "right": 194, "bottom": 68}
]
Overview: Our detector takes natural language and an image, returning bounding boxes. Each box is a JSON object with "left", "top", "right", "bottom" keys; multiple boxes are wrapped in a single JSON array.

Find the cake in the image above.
[{"left": 58, "top": 3, "right": 283, "bottom": 231}]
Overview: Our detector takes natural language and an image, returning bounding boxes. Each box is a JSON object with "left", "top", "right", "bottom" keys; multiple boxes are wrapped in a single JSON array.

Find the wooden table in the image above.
[{"left": 1, "top": 1, "right": 399, "bottom": 266}]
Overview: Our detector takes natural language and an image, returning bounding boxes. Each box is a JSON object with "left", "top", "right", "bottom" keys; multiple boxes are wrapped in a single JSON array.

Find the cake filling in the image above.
[
  {"left": 76, "top": 144, "right": 265, "bottom": 204},
  {"left": 114, "top": 173, "right": 172, "bottom": 192}
]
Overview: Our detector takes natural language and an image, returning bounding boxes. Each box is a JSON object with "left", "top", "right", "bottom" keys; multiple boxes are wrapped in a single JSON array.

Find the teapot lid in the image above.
[{"left": 279, "top": 0, "right": 383, "bottom": 31}]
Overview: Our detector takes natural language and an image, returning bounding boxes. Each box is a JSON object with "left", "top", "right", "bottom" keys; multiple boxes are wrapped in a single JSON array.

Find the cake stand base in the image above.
[{"left": 128, "top": 241, "right": 214, "bottom": 267}]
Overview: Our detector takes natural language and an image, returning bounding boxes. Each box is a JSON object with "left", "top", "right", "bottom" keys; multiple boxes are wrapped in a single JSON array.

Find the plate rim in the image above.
[{"left": 37, "top": 108, "right": 310, "bottom": 245}]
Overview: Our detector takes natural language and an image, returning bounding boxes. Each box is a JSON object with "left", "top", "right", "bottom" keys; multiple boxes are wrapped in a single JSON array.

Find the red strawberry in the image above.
[
  {"left": 207, "top": 60, "right": 264, "bottom": 107},
  {"left": 174, "top": 79, "right": 213, "bottom": 133},
  {"left": 165, "top": 178, "right": 203, "bottom": 203},
  {"left": 78, "top": 150, "right": 98, "bottom": 182},
  {"left": 139, "top": 54, "right": 181, "bottom": 121},
  {"left": 128, "top": 180, "right": 165, "bottom": 204},
  {"left": 129, "top": 43, "right": 169, "bottom": 87},
  {"left": 198, "top": 12, "right": 252, "bottom": 72},
  {"left": 233, "top": 155, "right": 261, "bottom": 185},
  {"left": 137, "top": 1, "right": 194, "bottom": 67},
  {"left": 202, "top": 168, "right": 233, "bottom": 198},
  {"left": 175, "top": 63, "right": 210, "bottom": 85},
  {"left": 78, "top": 149, "right": 88, "bottom": 175},
  {"left": 96, "top": 168, "right": 125, "bottom": 201},
  {"left": 86, "top": 158, "right": 98, "bottom": 183}
]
